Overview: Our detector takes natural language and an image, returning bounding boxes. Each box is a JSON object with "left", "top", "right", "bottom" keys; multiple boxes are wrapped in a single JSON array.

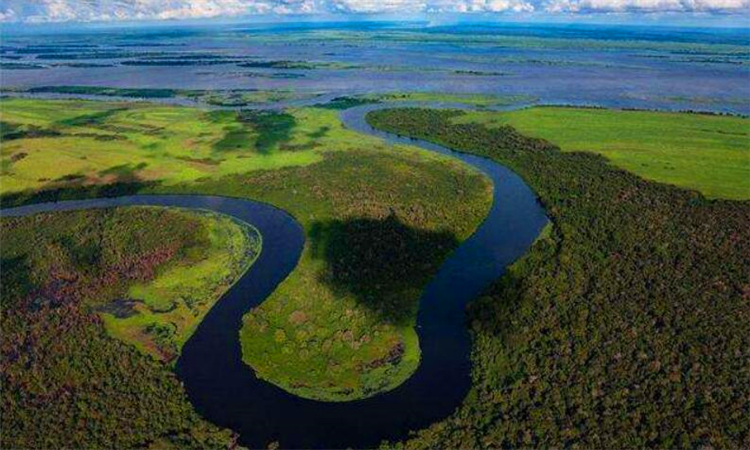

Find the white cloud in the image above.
[
  {"left": 0, "top": 0, "right": 746, "bottom": 22},
  {"left": 545, "top": 0, "right": 750, "bottom": 11},
  {"left": 426, "top": 0, "right": 534, "bottom": 12}
]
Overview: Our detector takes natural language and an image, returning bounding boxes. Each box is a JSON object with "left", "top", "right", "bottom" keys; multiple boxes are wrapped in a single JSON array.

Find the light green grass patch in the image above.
[
  {"left": 0, "top": 98, "right": 327, "bottom": 193},
  {"left": 454, "top": 106, "right": 750, "bottom": 200}
]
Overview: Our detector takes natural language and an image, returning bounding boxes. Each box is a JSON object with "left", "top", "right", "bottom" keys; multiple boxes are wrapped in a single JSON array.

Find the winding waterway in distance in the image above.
[{"left": 0, "top": 105, "right": 548, "bottom": 449}]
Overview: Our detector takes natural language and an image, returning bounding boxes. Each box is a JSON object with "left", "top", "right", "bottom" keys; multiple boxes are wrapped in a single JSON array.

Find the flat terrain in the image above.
[
  {"left": 0, "top": 97, "right": 492, "bottom": 403},
  {"left": 455, "top": 107, "right": 750, "bottom": 199},
  {"left": 0, "top": 207, "right": 257, "bottom": 448},
  {"left": 0, "top": 98, "right": 323, "bottom": 194},
  {"left": 368, "top": 108, "right": 750, "bottom": 448}
]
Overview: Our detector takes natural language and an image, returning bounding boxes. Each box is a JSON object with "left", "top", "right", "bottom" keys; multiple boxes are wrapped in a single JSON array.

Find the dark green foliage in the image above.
[
  {"left": 238, "top": 110, "right": 297, "bottom": 153},
  {"left": 0, "top": 121, "right": 61, "bottom": 140},
  {"left": 0, "top": 181, "right": 157, "bottom": 209},
  {"left": 121, "top": 59, "right": 243, "bottom": 66},
  {"left": 27, "top": 86, "right": 181, "bottom": 98},
  {"left": 0, "top": 256, "right": 32, "bottom": 301},
  {"left": 56, "top": 107, "right": 128, "bottom": 128},
  {"left": 310, "top": 215, "right": 458, "bottom": 326},
  {"left": 315, "top": 96, "right": 380, "bottom": 110},
  {"left": 0, "top": 62, "right": 47, "bottom": 70},
  {"left": 0, "top": 208, "right": 237, "bottom": 449},
  {"left": 98, "top": 162, "right": 149, "bottom": 179},
  {"left": 237, "top": 60, "right": 314, "bottom": 69},
  {"left": 367, "top": 108, "right": 750, "bottom": 449}
]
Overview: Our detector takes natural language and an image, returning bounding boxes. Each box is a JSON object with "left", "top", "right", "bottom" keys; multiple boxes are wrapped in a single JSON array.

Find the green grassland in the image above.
[
  {"left": 453, "top": 106, "right": 750, "bottom": 200},
  {"left": 367, "top": 108, "right": 750, "bottom": 449},
  {"left": 0, "top": 207, "right": 257, "bottom": 448},
  {"left": 0, "top": 98, "right": 325, "bottom": 194},
  {"left": 0, "top": 97, "right": 492, "bottom": 403}
]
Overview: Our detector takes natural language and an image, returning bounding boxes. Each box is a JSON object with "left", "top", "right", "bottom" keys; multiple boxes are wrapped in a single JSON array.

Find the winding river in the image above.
[{"left": 0, "top": 105, "right": 548, "bottom": 449}]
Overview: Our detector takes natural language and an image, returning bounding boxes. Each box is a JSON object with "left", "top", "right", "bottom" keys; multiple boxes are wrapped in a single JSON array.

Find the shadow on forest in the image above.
[
  {"left": 0, "top": 256, "right": 32, "bottom": 306},
  {"left": 310, "top": 213, "right": 458, "bottom": 326}
]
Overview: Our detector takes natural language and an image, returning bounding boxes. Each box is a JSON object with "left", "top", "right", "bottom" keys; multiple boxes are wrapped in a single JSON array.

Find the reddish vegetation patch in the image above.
[
  {"left": 288, "top": 310, "right": 308, "bottom": 326},
  {"left": 365, "top": 341, "right": 405, "bottom": 370}
]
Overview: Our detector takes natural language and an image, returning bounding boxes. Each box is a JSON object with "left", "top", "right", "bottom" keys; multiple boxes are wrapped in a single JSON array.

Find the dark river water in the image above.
[{"left": 0, "top": 104, "right": 548, "bottom": 448}]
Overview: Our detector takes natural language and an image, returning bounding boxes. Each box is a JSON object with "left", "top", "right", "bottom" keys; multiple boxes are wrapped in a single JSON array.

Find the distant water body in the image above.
[{"left": 1, "top": 22, "right": 748, "bottom": 115}]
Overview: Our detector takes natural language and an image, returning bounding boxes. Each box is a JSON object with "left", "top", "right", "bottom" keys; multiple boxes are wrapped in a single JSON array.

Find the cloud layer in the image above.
[{"left": 0, "top": 0, "right": 747, "bottom": 22}]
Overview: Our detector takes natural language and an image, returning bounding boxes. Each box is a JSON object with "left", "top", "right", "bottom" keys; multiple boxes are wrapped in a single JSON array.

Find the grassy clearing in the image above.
[
  {"left": 0, "top": 207, "right": 256, "bottom": 448},
  {"left": 367, "top": 107, "right": 750, "bottom": 448},
  {"left": 0, "top": 97, "right": 493, "bottom": 402},
  {"left": 102, "top": 210, "right": 260, "bottom": 361},
  {"left": 453, "top": 106, "right": 750, "bottom": 200}
]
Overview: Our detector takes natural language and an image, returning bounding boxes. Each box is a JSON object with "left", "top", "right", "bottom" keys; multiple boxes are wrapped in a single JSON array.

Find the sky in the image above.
[{"left": 0, "top": 0, "right": 748, "bottom": 25}]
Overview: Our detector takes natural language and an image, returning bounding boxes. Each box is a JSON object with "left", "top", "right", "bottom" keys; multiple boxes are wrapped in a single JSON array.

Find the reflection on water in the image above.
[{"left": 2, "top": 22, "right": 748, "bottom": 115}]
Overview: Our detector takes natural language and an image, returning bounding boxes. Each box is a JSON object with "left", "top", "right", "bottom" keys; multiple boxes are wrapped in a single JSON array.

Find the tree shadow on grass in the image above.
[
  {"left": 309, "top": 214, "right": 458, "bottom": 326},
  {"left": 55, "top": 107, "right": 127, "bottom": 128},
  {"left": 239, "top": 110, "right": 297, "bottom": 154},
  {"left": 0, "top": 177, "right": 157, "bottom": 208}
]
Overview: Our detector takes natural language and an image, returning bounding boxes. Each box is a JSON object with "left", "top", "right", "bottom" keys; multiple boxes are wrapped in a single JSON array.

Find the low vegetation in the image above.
[
  {"left": 455, "top": 106, "right": 750, "bottom": 199},
  {"left": 367, "top": 108, "right": 750, "bottom": 449},
  {"left": 0, "top": 98, "right": 324, "bottom": 196},
  {"left": 0, "top": 207, "right": 259, "bottom": 448}
]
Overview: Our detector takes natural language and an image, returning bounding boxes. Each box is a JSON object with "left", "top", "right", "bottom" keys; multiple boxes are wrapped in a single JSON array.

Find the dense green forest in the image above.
[
  {"left": 367, "top": 108, "right": 750, "bottom": 449},
  {"left": 0, "top": 207, "right": 252, "bottom": 449}
]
